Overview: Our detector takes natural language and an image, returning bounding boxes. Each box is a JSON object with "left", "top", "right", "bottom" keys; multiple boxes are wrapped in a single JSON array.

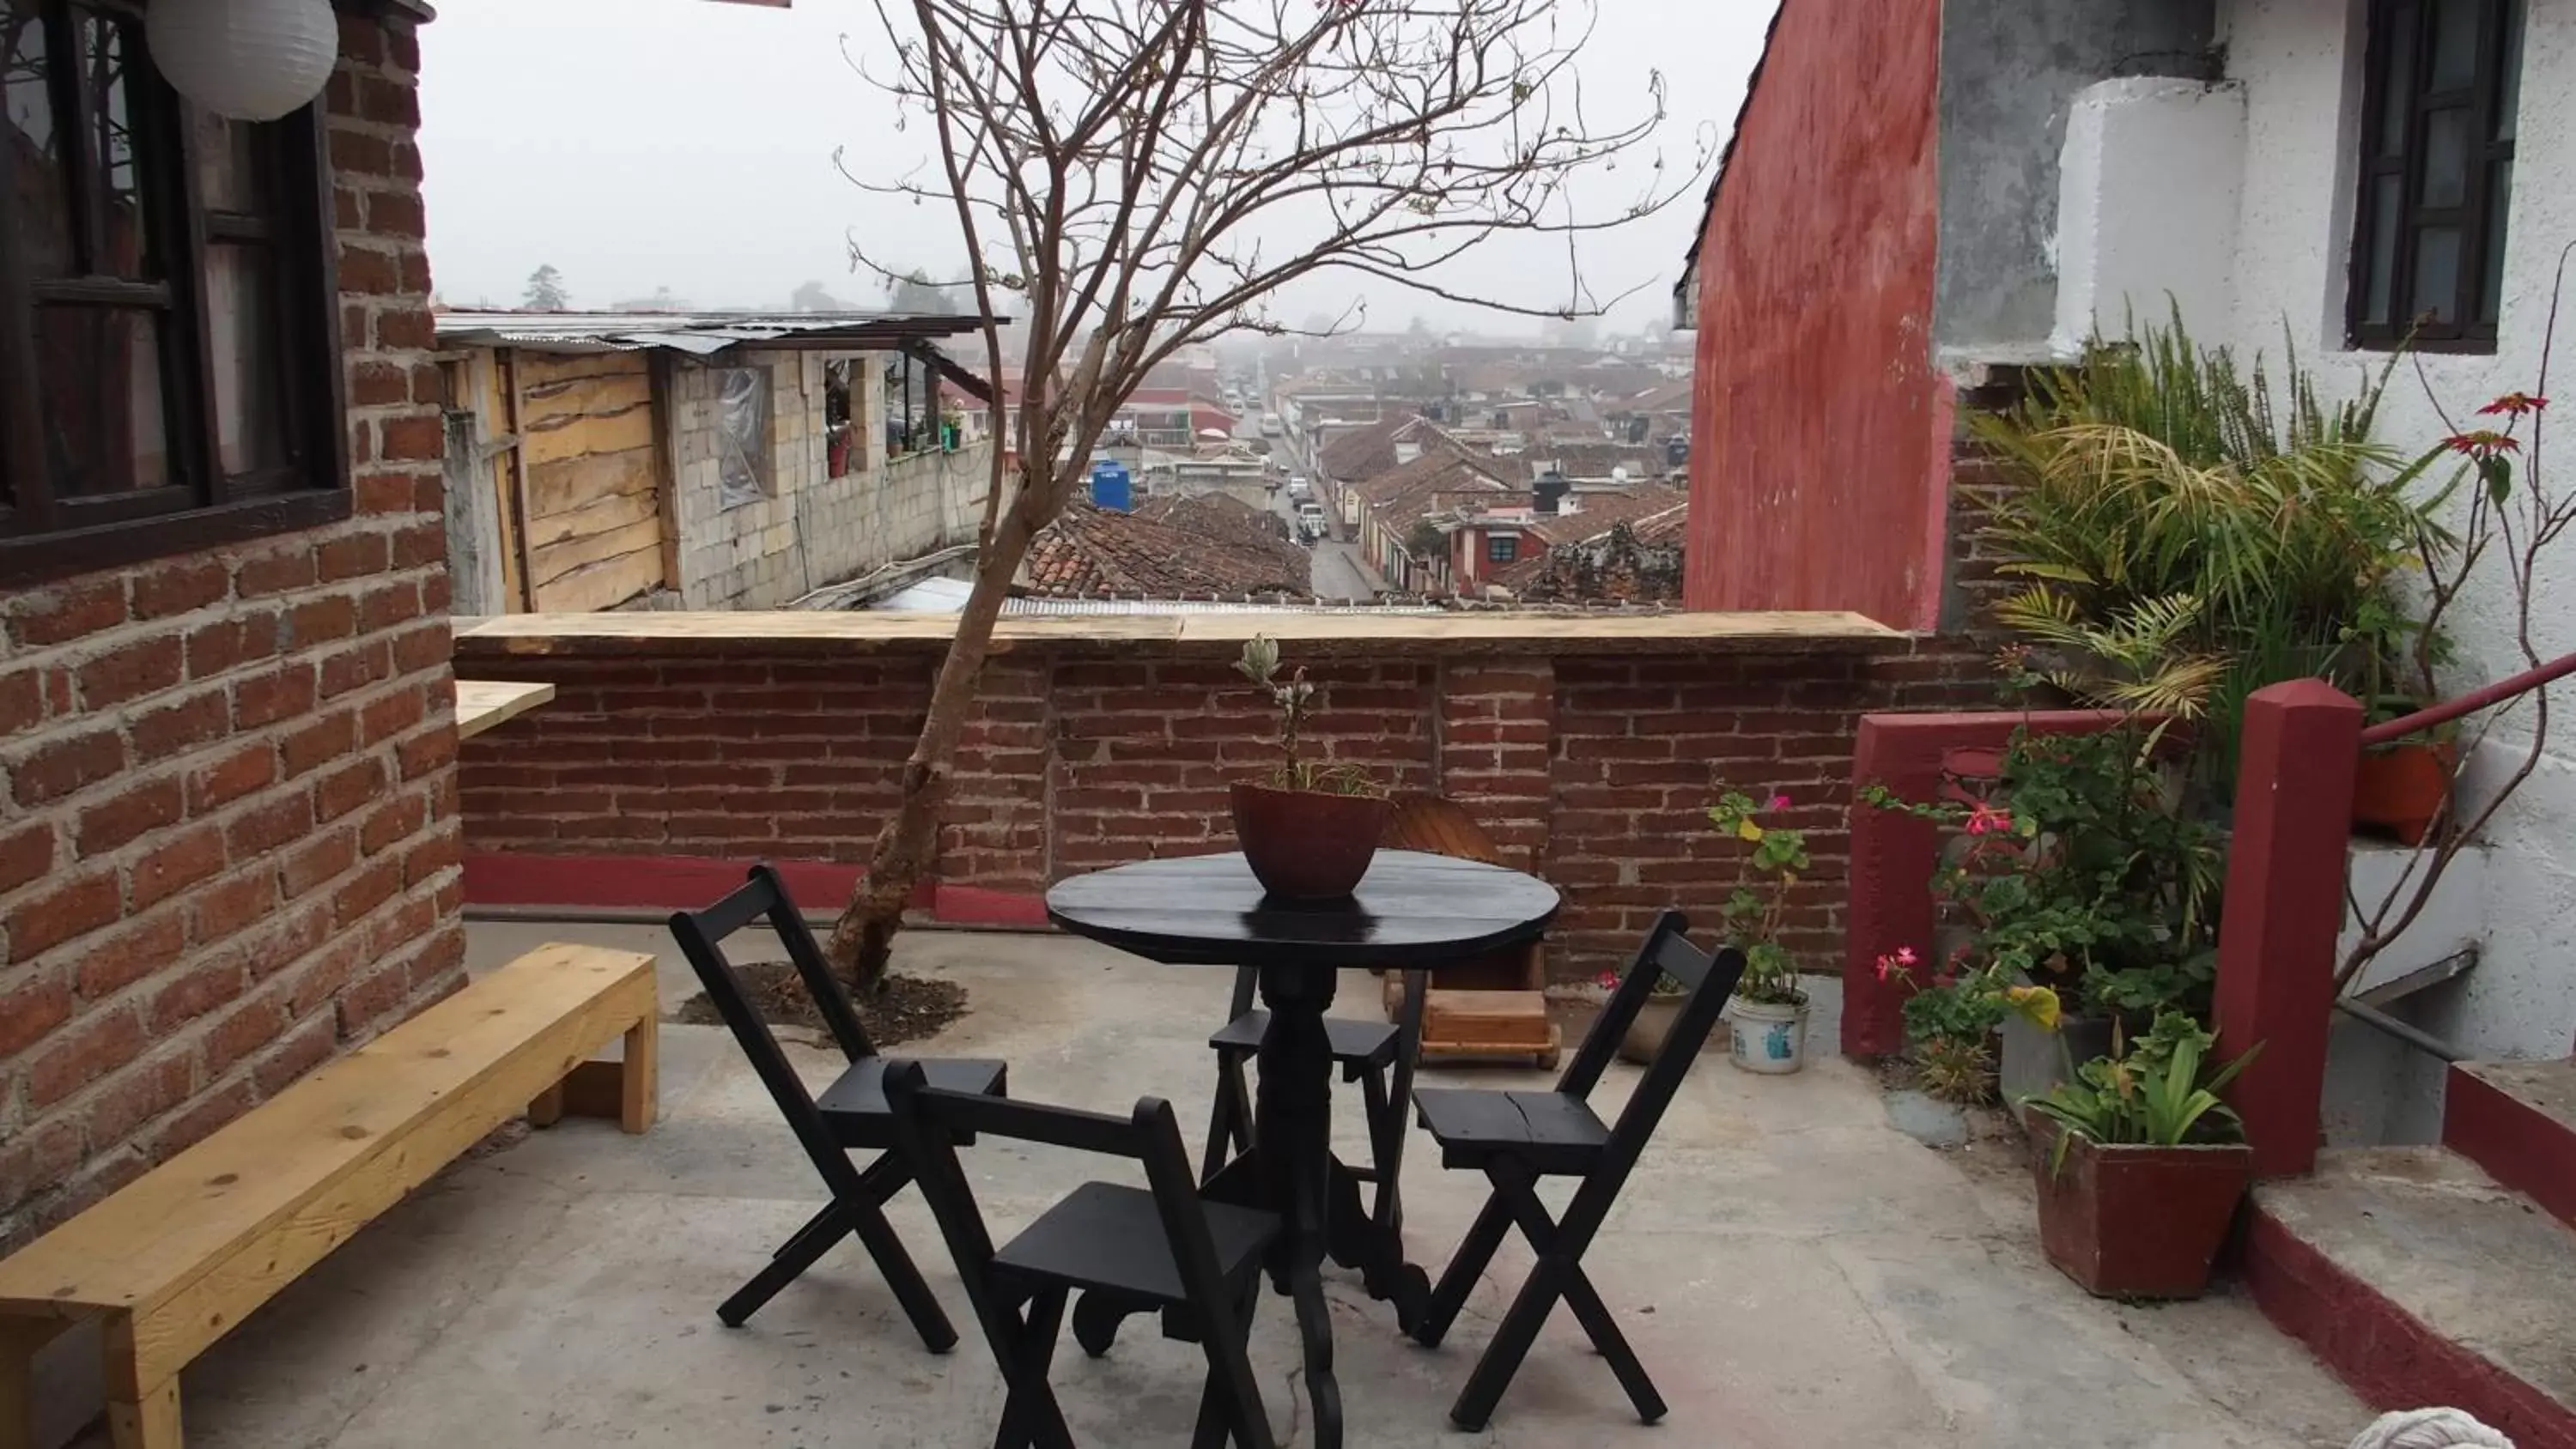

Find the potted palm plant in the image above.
[
  {"left": 1230, "top": 636, "right": 1391, "bottom": 900},
  {"left": 1708, "top": 790, "right": 1812, "bottom": 1074},
  {"left": 2021, "top": 1014, "right": 2258, "bottom": 1300}
]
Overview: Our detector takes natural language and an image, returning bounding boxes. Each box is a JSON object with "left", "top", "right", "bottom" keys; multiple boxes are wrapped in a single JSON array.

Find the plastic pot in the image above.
[
  {"left": 2353, "top": 741, "right": 2456, "bottom": 846},
  {"left": 1726, "top": 997, "right": 1809, "bottom": 1074}
]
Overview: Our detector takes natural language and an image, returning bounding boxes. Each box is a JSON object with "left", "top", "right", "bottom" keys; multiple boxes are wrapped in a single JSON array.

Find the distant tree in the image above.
[
  {"left": 790, "top": 279, "right": 847, "bottom": 312},
  {"left": 521, "top": 264, "right": 568, "bottom": 311},
  {"left": 885, "top": 268, "right": 963, "bottom": 315},
  {"left": 1543, "top": 313, "right": 1601, "bottom": 349},
  {"left": 1406, "top": 314, "right": 1434, "bottom": 341}
]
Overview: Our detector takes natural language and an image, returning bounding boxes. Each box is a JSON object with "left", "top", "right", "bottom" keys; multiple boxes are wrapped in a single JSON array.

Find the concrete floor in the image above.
[{"left": 125, "top": 922, "right": 2366, "bottom": 1448}]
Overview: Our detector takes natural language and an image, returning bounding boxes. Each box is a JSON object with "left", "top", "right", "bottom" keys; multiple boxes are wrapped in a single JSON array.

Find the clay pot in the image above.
[
  {"left": 2352, "top": 742, "right": 2457, "bottom": 846},
  {"left": 2027, "top": 1119, "right": 2253, "bottom": 1300},
  {"left": 1229, "top": 781, "right": 1393, "bottom": 900}
]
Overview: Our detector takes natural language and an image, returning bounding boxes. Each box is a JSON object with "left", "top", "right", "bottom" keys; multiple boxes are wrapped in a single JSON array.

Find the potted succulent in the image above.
[
  {"left": 2021, "top": 1014, "right": 2258, "bottom": 1300},
  {"left": 1229, "top": 636, "right": 1391, "bottom": 900},
  {"left": 1708, "top": 791, "right": 1812, "bottom": 1074}
]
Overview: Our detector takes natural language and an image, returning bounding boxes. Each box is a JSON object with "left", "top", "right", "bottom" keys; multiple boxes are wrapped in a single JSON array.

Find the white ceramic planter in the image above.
[{"left": 1727, "top": 997, "right": 1809, "bottom": 1075}]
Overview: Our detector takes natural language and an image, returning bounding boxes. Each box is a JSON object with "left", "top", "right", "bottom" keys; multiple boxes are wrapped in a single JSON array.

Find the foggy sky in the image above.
[{"left": 416, "top": 0, "right": 1772, "bottom": 331}]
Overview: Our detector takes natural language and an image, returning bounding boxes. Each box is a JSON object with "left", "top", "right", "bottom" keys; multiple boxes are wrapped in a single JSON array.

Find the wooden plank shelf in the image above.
[{"left": 456, "top": 679, "right": 556, "bottom": 739}]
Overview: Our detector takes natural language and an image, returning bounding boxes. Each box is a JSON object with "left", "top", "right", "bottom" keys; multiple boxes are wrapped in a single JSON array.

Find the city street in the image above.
[{"left": 1261, "top": 471, "right": 1382, "bottom": 600}]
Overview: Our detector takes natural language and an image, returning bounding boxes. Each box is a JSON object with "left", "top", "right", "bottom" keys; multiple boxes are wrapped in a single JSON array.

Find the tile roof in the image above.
[
  {"left": 1493, "top": 491, "right": 1692, "bottom": 603},
  {"left": 1316, "top": 413, "right": 1445, "bottom": 483},
  {"left": 1131, "top": 492, "right": 1306, "bottom": 573},
  {"left": 1024, "top": 500, "right": 1312, "bottom": 597},
  {"left": 1524, "top": 443, "right": 1675, "bottom": 483},
  {"left": 1353, "top": 450, "right": 1512, "bottom": 534},
  {"left": 1524, "top": 484, "right": 1690, "bottom": 549}
]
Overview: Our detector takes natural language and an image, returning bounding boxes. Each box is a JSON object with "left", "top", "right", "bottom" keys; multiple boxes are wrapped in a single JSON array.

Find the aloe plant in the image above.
[{"left": 2021, "top": 1014, "right": 2260, "bottom": 1176}]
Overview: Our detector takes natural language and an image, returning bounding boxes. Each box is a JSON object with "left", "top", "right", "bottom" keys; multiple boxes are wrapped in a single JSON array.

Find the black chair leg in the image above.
[
  {"left": 1412, "top": 1187, "right": 1510, "bottom": 1348},
  {"left": 993, "top": 1284, "right": 1075, "bottom": 1449},
  {"left": 719, "top": 1197, "right": 856, "bottom": 1327},
  {"left": 1450, "top": 1169, "right": 1663, "bottom": 1428},
  {"left": 1189, "top": 1272, "right": 1273, "bottom": 1449},
  {"left": 1201, "top": 1051, "right": 1253, "bottom": 1183},
  {"left": 1358, "top": 1064, "right": 1402, "bottom": 1236}
]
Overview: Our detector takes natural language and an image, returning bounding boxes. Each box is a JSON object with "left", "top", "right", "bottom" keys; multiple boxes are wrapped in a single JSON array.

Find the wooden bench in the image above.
[{"left": 0, "top": 943, "right": 657, "bottom": 1449}]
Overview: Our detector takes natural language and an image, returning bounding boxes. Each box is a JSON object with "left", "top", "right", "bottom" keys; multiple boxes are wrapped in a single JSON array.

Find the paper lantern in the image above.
[{"left": 147, "top": 0, "right": 338, "bottom": 123}]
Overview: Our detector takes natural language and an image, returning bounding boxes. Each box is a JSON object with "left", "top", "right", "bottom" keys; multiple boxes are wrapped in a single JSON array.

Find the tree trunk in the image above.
[{"left": 825, "top": 494, "right": 1045, "bottom": 994}]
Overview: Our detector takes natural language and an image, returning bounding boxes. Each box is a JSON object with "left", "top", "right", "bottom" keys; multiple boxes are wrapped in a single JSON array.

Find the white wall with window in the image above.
[{"left": 2215, "top": 0, "right": 2576, "bottom": 1070}]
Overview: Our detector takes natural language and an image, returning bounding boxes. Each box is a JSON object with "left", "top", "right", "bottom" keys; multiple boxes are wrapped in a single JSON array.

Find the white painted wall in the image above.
[
  {"left": 2215, "top": 0, "right": 2576, "bottom": 1074},
  {"left": 2052, "top": 77, "right": 2249, "bottom": 353}
]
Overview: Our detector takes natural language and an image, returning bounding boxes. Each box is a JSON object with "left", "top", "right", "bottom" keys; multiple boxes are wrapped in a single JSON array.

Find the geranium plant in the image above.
[{"left": 1707, "top": 790, "right": 1811, "bottom": 1007}]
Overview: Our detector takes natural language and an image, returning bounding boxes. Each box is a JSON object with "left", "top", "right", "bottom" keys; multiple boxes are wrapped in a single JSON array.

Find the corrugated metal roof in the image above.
[
  {"left": 861, "top": 577, "right": 1439, "bottom": 616},
  {"left": 432, "top": 311, "right": 987, "bottom": 357}
]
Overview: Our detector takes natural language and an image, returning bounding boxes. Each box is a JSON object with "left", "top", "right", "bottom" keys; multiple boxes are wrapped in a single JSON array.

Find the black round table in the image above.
[{"left": 1045, "top": 849, "right": 1560, "bottom": 1449}]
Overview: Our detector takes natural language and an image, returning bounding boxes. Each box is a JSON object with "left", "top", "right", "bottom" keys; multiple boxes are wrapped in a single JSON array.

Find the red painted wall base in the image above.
[
  {"left": 462, "top": 852, "right": 1052, "bottom": 930},
  {"left": 2443, "top": 1063, "right": 2576, "bottom": 1231},
  {"left": 2241, "top": 1206, "right": 2576, "bottom": 1449}
]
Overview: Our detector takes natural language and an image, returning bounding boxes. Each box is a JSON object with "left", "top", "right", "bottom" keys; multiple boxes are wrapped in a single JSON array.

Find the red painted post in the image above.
[{"left": 2213, "top": 680, "right": 2364, "bottom": 1179}]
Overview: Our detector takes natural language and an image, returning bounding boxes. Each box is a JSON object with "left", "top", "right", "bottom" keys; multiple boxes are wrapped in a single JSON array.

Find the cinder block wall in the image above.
[{"left": 0, "top": 15, "right": 465, "bottom": 1254}]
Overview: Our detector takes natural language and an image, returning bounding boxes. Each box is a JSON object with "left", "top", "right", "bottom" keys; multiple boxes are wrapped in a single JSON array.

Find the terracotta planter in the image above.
[
  {"left": 1229, "top": 781, "right": 1392, "bottom": 900},
  {"left": 2027, "top": 1120, "right": 2252, "bottom": 1300},
  {"left": 1617, "top": 995, "right": 1684, "bottom": 1064},
  {"left": 2353, "top": 742, "right": 2457, "bottom": 846}
]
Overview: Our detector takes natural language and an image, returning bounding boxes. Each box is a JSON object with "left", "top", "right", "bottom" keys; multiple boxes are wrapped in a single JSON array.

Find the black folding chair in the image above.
[
  {"left": 667, "top": 863, "right": 1008, "bottom": 1350},
  {"left": 1201, "top": 965, "right": 1428, "bottom": 1240},
  {"left": 1407, "top": 910, "right": 1743, "bottom": 1429},
  {"left": 884, "top": 1061, "right": 1280, "bottom": 1449}
]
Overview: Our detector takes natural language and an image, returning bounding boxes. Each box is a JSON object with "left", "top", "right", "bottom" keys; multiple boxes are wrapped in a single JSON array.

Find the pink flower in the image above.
[
  {"left": 1596, "top": 970, "right": 1620, "bottom": 991},
  {"left": 1894, "top": 945, "right": 1918, "bottom": 967},
  {"left": 1873, "top": 949, "right": 1918, "bottom": 984},
  {"left": 1964, "top": 803, "right": 2013, "bottom": 837},
  {"left": 1767, "top": 793, "right": 1792, "bottom": 811}
]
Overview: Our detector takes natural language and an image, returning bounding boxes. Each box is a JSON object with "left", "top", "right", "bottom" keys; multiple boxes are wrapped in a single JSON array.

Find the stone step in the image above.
[
  {"left": 2445, "top": 1058, "right": 2576, "bottom": 1230},
  {"left": 2245, "top": 1147, "right": 2576, "bottom": 1449}
]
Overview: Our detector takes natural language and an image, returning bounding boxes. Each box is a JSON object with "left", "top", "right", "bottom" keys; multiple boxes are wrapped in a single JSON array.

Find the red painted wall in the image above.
[{"left": 1685, "top": 0, "right": 1952, "bottom": 631}]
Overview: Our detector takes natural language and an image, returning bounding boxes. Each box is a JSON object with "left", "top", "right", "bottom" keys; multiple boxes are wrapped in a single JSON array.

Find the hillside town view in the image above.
[{"left": 3, "top": 2, "right": 2573, "bottom": 1448}]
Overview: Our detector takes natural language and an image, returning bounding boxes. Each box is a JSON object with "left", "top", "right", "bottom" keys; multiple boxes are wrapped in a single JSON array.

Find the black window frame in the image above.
[
  {"left": 0, "top": 0, "right": 349, "bottom": 586},
  {"left": 1486, "top": 533, "right": 1518, "bottom": 564},
  {"left": 2347, "top": 0, "right": 2524, "bottom": 352}
]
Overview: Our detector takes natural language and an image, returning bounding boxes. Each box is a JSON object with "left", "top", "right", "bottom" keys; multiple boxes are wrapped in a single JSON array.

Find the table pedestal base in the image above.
[{"left": 1068, "top": 965, "right": 1425, "bottom": 1449}]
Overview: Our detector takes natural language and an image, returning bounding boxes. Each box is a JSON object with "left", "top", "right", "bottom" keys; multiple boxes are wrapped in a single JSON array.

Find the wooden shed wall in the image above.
[{"left": 518, "top": 352, "right": 667, "bottom": 612}]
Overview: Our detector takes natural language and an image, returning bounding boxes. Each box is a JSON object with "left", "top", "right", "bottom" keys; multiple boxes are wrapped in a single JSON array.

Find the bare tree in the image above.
[
  {"left": 821, "top": 0, "right": 1701, "bottom": 990},
  {"left": 2338, "top": 239, "right": 2576, "bottom": 995}
]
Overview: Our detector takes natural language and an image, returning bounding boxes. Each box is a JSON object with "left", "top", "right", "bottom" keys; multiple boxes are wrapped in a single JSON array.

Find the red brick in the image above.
[
  {"left": 0, "top": 821, "right": 56, "bottom": 894},
  {"left": 253, "top": 1011, "right": 337, "bottom": 1094},
  {"left": 317, "top": 531, "right": 389, "bottom": 582},
  {"left": 187, "top": 743, "right": 276, "bottom": 815},
  {"left": 10, "top": 726, "right": 126, "bottom": 805},
  {"left": 225, "top": 792, "right": 313, "bottom": 858},
  {"left": 233, "top": 662, "right": 318, "bottom": 729},
  {"left": 374, "top": 306, "right": 434, "bottom": 351},
  {"left": 313, "top": 755, "right": 387, "bottom": 825},
  {"left": 0, "top": 969, "right": 71, "bottom": 1058},
  {"left": 337, "top": 246, "right": 401, "bottom": 300},
  {"left": 359, "top": 686, "right": 426, "bottom": 749},
  {"left": 11, "top": 579, "right": 125, "bottom": 647},
  {"left": 149, "top": 956, "right": 247, "bottom": 1032},
  {"left": 131, "top": 687, "right": 230, "bottom": 762},
  {"left": 190, "top": 869, "right": 277, "bottom": 945},
  {"left": 0, "top": 1116, "right": 82, "bottom": 1208},
  {"left": 76, "top": 776, "right": 185, "bottom": 857},
  {"left": 131, "top": 822, "right": 227, "bottom": 910},
  {"left": 357, "top": 580, "right": 422, "bottom": 634},
  {"left": 327, "top": 128, "right": 392, "bottom": 177},
  {"left": 364, "top": 191, "right": 426, "bottom": 240},
  {"left": 86, "top": 1049, "right": 197, "bottom": 1143},
  {"left": 279, "top": 706, "right": 358, "bottom": 779},
  {"left": 319, "top": 640, "right": 392, "bottom": 699},
  {"left": 185, "top": 609, "right": 282, "bottom": 680},
  {"left": 6, "top": 869, "right": 119, "bottom": 958},
  {"left": 395, "top": 724, "right": 456, "bottom": 781},
  {"left": 390, "top": 621, "right": 448, "bottom": 676},
  {"left": 204, "top": 996, "right": 286, "bottom": 1077},
  {"left": 354, "top": 472, "right": 413, "bottom": 514},
  {"left": 70, "top": 908, "right": 185, "bottom": 1000},
  {"left": 376, "top": 417, "right": 443, "bottom": 466},
  {"left": 355, "top": 73, "right": 420, "bottom": 128},
  {"left": 387, "top": 21, "right": 421, "bottom": 72},
  {"left": 287, "top": 593, "right": 358, "bottom": 646},
  {"left": 332, "top": 960, "right": 410, "bottom": 1038},
  {"left": 334, "top": 10, "right": 386, "bottom": 64},
  {"left": 359, "top": 791, "right": 427, "bottom": 857},
  {"left": 0, "top": 667, "right": 43, "bottom": 736},
  {"left": 26, "top": 1006, "right": 142, "bottom": 1106},
  {"left": 331, "top": 854, "right": 402, "bottom": 927},
  {"left": 131, "top": 557, "right": 229, "bottom": 620},
  {"left": 234, "top": 544, "right": 318, "bottom": 598},
  {"left": 145, "top": 1079, "right": 253, "bottom": 1159},
  {"left": 281, "top": 827, "right": 358, "bottom": 897},
  {"left": 402, "top": 827, "right": 460, "bottom": 888}
]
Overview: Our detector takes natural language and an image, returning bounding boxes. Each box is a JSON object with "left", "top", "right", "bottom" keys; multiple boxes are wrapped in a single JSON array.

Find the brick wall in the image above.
[
  {"left": 455, "top": 629, "right": 1985, "bottom": 981},
  {"left": 0, "top": 15, "right": 459, "bottom": 1252}
]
